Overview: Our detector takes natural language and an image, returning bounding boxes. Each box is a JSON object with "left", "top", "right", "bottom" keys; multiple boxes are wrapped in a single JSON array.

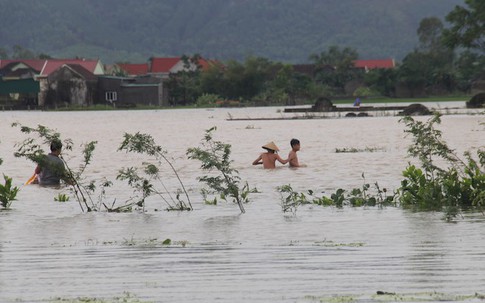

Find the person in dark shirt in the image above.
[{"left": 34, "top": 139, "right": 70, "bottom": 186}]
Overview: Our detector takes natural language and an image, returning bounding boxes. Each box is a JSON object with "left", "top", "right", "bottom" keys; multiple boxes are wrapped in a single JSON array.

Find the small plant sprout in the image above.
[
  {"left": 187, "top": 126, "right": 255, "bottom": 214},
  {"left": 0, "top": 140, "right": 19, "bottom": 209},
  {"left": 0, "top": 175, "right": 20, "bottom": 209},
  {"left": 54, "top": 193, "right": 70, "bottom": 202}
]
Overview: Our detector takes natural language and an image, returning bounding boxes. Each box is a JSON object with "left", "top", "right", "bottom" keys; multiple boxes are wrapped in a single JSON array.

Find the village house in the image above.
[
  {"left": 0, "top": 61, "right": 40, "bottom": 108},
  {"left": 0, "top": 58, "right": 104, "bottom": 108},
  {"left": 114, "top": 56, "right": 213, "bottom": 105}
]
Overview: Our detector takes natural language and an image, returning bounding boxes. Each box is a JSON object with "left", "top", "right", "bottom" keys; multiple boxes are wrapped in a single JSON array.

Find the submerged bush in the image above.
[
  {"left": 187, "top": 126, "right": 255, "bottom": 213},
  {"left": 12, "top": 123, "right": 121, "bottom": 212},
  {"left": 278, "top": 175, "right": 395, "bottom": 213},
  {"left": 396, "top": 114, "right": 485, "bottom": 220},
  {"left": 118, "top": 132, "right": 192, "bottom": 211}
]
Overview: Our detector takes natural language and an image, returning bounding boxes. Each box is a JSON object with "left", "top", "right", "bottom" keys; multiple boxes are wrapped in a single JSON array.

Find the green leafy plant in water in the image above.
[
  {"left": 0, "top": 175, "right": 20, "bottom": 209},
  {"left": 54, "top": 193, "right": 70, "bottom": 202},
  {"left": 397, "top": 114, "right": 485, "bottom": 221},
  {"left": 118, "top": 132, "right": 192, "bottom": 211},
  {"left": 278, "top": 174, "right": 395, "bottom": 213},
  {"left": 335, "top": 146, "right": 385, "bottom": 153},
  {"left": 187, "top": 126, "right": 255, "bottom": 213},
  {"left": 12, "top": 123, "right": 119, "bottom": 212},
  {"left": 277, "top": 184, "right": 314, "bottom": 213},
  {"left": 0, "top": 140, "right": 19, "bottom": 209}
]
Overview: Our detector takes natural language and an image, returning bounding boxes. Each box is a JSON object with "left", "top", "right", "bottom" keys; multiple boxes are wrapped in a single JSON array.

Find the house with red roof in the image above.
[
  {"left": 148, "top": 56, "right": 213, "bottom": 78},
  {"left": 36, "top": 59, "right": 103, "bottom": 106},
  {"left": 115, "top": 57, "right": 212, "bottom": 78},
  {"left": 0, "top": 59, "right": 46, "bottom": 72},
  {"left": 104, "top": 56, "right": 214, "bottom": 106},
  {"left": 353, "top": 58, "right": 396, "bottom": 71},
  {"left": 0, "top": 58, "right": 104, "bottom": 107},
  {"left": 41, "top": 64, "right": 99, "bottom": 106},
  {"left": 116, "top": 63, "right": 149, "bottom": 77}
]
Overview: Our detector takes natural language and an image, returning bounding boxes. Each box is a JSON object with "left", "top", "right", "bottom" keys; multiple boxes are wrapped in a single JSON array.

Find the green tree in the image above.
[
  {"left": 199, "top": 63, "right": 225, "bottom": 96},
  {"left": 220, "top": 56, "right": 276, "bottom": 101},
  {"left": 398, "top": 49, "right": 455, "bottom": 96},
  {"left": 398, "top": 17, "right": 456, "bottom": 95},
  {"left": 309, "top": 46, "right": 359, "bottom": 94},
  {"left": 269, "top": 64, "right": 312, "bottom": 105},
  {"left": 454, "top": 50, "right": 485, "bottom": 92},
  {"left": 417, "top": 17, "right": 444, "bottom": 52},
  {"left": 363, "top": 68, "right": 398, "bottom": 97},
  {"left": 166, "top": 54, "right": 203, "bottom": 105},
  {"left": 442, "top": 0, "right": 485, "bottom": 52}
]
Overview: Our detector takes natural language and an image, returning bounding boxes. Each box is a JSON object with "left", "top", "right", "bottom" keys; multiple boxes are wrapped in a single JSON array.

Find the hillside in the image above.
[{"left": 0, "top": 0, "right": 465, "bottom": 64}]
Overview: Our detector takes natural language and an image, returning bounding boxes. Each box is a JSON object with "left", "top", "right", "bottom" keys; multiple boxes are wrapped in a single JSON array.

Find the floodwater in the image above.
[{"left": 0, "top": 103, "right": 484, "bottom": 302}]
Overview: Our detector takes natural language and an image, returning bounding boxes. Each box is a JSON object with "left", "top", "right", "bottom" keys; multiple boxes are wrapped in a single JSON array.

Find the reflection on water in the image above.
[{"left": 0, "top": 105, "right": 484, "bottom": 302}]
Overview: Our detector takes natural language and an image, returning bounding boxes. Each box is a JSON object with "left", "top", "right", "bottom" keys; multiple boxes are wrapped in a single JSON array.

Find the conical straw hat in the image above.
[{"left": 262, "top": 141, "right": 279, "bottom": 152}]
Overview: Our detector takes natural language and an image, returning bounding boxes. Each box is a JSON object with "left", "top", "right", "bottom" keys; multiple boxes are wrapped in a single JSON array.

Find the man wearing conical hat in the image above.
[{"left": 252, "top": 141, "right": 288, "bottom": 169}]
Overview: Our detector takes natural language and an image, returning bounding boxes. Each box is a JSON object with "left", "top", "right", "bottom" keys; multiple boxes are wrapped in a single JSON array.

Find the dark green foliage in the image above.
[
  {"left": 324, "top": 179, "right": 394, "bottom": 208},
  {"left": 166, "top": 54, "right": 203, "bottom": 106},
  {"left": 118, "top": 132, "right": 192, "bottom": 211},
  {"left": 54, "top": 193, "right": 70, "bottom": 202},
  {"left": 187, "top": 127, "right": 254, "bottom": 213},
  {"left": 1, "top": 140, "right": 21, "bottom": 209},
  {"left": 277, "top": 184, "right": 314, "bottom": 213},
  {"left": 397, "top": 114, "right": 485, "bottom": 220},
  {"left": 0, "top": 175, "right": 19, "bottom": 209},
  {"left": 309, "top": 46, "right": 360, "bottom": 95},
  {"left": 454, "top": 51, "right": 485, "bottom": 92},
  {"left": 442, "top": 0, "right": 485, "bottom": 52},
  {"left": 277, "top": 176, "right": 395, "bottom": 213}
]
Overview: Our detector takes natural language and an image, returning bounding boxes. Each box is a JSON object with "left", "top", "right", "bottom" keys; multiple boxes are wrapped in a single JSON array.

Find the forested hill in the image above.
[{"left": 0, "top": 0, "right": 464, "bottom": 64}]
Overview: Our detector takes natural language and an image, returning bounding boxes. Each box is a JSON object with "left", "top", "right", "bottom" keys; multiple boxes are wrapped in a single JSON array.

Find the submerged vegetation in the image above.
[
  {"left": 277, "top": 175, "right": 395, "bottom": 214},
  {"left": 12, "top": 124, "right": 192, "bottom": 213},
  {"left": 54, "top": 193, "right": 70, "bottom": 202},
  {"left": 50, "top": 291, "right": 152, "bottom": 303},
  {"left": 335, "top": 146, "right": 385, "bottom": 153},
  {"left": 118, "top": 132, "right": 192, "bottom": 211},
  {"left": 187, "top": 127, "right": 256, "bottom": 213},
  {"left": 0, "top": 140, "right": 19, "bottom": 209},
  {"left": 396, "top": 113, "right": 485, "bottom": 220},
  {"left": 13, "top": 123, "right": 109, "bottom": 212},
  {"left": 0, "top": 174, "right": 19, "bottom": 209},
  {"left": 304, "top": 291, "right": 485, "bottom": 302}
]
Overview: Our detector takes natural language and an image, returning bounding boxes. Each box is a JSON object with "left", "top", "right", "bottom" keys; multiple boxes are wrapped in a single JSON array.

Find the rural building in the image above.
[{"left": 97, "top": 76, "right": 166, "bottom": 107}]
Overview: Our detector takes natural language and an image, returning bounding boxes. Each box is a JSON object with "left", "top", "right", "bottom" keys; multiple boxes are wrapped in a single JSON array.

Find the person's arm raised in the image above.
[{"left": 252, "top": 154, "right": 263, "bottom": 165}]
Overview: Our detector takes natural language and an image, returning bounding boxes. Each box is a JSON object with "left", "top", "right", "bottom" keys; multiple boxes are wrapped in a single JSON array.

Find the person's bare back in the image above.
[{"left": 252, "top": 141, "right": 288, "bottom": 169}]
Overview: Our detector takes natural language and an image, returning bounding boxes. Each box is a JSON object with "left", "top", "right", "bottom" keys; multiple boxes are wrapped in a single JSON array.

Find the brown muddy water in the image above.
[{"left": 0, "top": 102, "right": 484, "bottom": 302}]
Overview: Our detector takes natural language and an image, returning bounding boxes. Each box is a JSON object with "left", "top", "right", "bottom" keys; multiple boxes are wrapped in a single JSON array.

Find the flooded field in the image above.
[{"left": 0, "top": 103, "right": 484, "bottom": 302}]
